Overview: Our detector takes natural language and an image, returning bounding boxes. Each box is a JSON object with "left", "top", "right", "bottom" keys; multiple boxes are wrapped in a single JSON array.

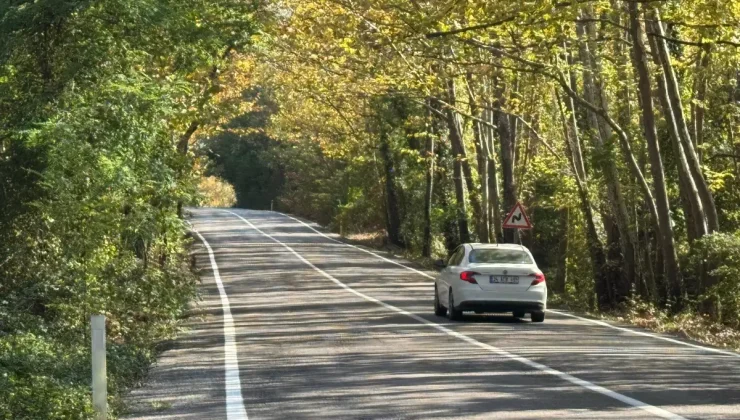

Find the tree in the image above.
[{"left": 228, "top": 0, "right": 740, "bottom": 316}]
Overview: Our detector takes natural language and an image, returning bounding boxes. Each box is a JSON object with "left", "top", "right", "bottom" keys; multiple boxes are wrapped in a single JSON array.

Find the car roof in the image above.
[{"left": 466, "top": 243, "right": 528, "bottom": 251}]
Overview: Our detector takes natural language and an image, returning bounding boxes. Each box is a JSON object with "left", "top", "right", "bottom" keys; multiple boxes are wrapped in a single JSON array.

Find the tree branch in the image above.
[
  {"left": 708, "top": 153, "right": 740, "bottom": 161},
  {"left": 426, "top": 14, "right": 520, "bottom": 39},
  {"left": 646, "top": 31, "right": 740, "bottom": 48}
]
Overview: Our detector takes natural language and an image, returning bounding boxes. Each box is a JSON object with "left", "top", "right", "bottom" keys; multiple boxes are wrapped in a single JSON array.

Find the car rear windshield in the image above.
[{"left": 469, "top": 249, "right": 532, "bottom": 264}]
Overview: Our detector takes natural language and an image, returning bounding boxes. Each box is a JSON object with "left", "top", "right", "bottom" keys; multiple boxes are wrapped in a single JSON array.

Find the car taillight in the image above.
[
  {"left": 530, "top": 273, "right": 546, "bottom": 286},
  {"left": 460, "top": 271, "right": 479, "bottom": 284}
]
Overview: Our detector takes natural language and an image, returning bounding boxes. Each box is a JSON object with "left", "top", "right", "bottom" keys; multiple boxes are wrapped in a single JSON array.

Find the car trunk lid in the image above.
[{"left": 468, "top": 263, "right": 538, "bottom": 293}]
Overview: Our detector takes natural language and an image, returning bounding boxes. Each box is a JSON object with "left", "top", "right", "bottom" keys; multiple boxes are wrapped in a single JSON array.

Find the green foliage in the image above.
[
  {"left": 0, "top": 333, "right": 94, "bottom": 420},
  {"left": 201, "top": 89, "right": 286, "bottom": 211},
  {"left": 686, "top": 233, "right": 740, "bottom": 327},
  {"left": 248, "top": 0, "right": 740, "bottom": 315},
  {"left": 0, "top": 0, "right": 257, "bottom": 416},
  {"left": 199, "top": 176, "right": 238, "bottom": 208},
  {"left": 612, "top": 297, "right": 740, "bottom": 352}
]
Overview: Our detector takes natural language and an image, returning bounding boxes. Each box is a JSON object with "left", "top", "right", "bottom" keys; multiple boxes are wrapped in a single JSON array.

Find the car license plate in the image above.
[{"left": 490, "top": 275, "right": 519, "bottom": 284}]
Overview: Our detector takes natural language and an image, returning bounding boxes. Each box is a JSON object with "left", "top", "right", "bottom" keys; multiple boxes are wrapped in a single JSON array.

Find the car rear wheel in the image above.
[
  {"left": 434, "top": 285, "right": 447, "bottom": 317},
  {"left": 513, "top": 311, "right": 525, "bottom": 319},
  {"left": 447, "top": 289, "right": 462, "bottom": 321},
  {"left": 531, "top": 311, "right": 545, "bottom": 323}
]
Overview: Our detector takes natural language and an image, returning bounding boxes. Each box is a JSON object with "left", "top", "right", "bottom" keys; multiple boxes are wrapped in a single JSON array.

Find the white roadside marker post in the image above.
[{"left": 91, "top": 314, "right": 107, "bottom": 419}]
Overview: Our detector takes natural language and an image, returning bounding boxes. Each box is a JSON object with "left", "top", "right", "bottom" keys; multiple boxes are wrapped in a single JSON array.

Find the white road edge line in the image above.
[
  {"left": 227, "top": 210, "right": 686, "bottom": 420},
  {"left": 548, "top": 310, "right": 740, "bottom": 358},
  {"left": 192, "top": 227, "right": 249, "bottom": 420},
  {"left": 275, "top": 210, "right": 740, "bottom": 359}
]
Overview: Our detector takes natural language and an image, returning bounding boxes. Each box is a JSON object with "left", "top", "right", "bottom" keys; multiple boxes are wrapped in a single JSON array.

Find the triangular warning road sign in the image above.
[{"left": 502, "top": 202, "right": 532, "bottom": 229}]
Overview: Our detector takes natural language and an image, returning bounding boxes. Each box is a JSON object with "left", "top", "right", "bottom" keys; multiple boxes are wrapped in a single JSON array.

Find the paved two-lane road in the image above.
[{"left": 124, "top": 208, "right": 740, "bottom": 420}]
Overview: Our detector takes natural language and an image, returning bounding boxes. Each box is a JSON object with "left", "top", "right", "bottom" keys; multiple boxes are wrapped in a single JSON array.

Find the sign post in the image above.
[
  {"left": 91, "top": 315, "right": 107, "bottom": 420},
  {"left": 502, "top": 202, "right": 533, "bottom": 243}
]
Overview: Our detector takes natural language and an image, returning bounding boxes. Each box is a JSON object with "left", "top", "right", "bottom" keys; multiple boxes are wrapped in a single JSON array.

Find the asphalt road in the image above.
[{"left": 124, "top": 208, "right": 740, "bottom": 420}]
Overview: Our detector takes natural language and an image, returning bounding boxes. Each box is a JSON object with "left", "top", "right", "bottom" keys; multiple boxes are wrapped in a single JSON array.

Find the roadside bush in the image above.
[
  {"left": 199, "top": 176, "right": 238, "bottom": 208},
  {"left": 0, "top": 0, "right": 258, "bottom": 416},
  {"left": 686, "top": 232, "right": 740, "bottom": 327},
  {"left": 0, "top": 73, "right": 199, "bottom": 419},
  {"left": 0, "top": 333, "right": 94, "bottom": 419}
]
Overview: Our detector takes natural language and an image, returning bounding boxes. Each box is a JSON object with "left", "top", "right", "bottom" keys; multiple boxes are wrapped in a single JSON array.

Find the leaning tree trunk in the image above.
[
  {"left": 650, "top": 10, "right": 719, "bottom": 233},
  {"left": 647, "top": 29, "right": 708, "bottom": 241},
  {"left": 629, "top": 2, "right": 682, "bottom": 302}
]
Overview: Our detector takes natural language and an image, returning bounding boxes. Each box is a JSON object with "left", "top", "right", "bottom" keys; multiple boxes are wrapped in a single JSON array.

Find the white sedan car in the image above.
[{"left": 434, "top": 243, "right": 547, "bottom": 322}]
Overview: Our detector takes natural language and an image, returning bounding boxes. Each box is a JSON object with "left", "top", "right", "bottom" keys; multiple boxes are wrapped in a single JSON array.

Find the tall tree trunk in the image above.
[
  {"left": 554, "top": 207, "right": 569, "bottom": 294},
  {"left": 492, "top": 78, "right": 518, "bottom": 244},
  {"left": 629, "top": 2, "right": 682, "bottom": 302},
  {"left": 577, "top": 13, "right": 635, "bottom": 305},
  {"left": 451, "top": 153, "right": 471, "bottom": 244},
  {"left": 175, "top": 49, "right": 233, "bottom": 218},
  {"left": 732, "top": 72, "right": 740, "bottom": 182},
  {"left": 474, "top": 118, "right": 490, "bottom": 242},
  {"left": 176, "top": 121, "right": 201, "bottom": 218},
  {"left": 650, "top": 10, "right": 720, "bottom": 233},
  {"left": 422, "top": 113, "right": 436, "bottom": 257},
  {"left": 466, "top": 74, "right": 491, "bottom": 242},
  {"left": 692, "top": 47, "right": 711, "bottom": 164},
  {"left": 647, "top": 30, "right": 708, "bottom": 241},
  {"left": 433, "top": 132, "right": 458, "bottom": 252},
  {"left": 611, "top": 3, "right": 633, "bottom": 131},
  {"left": 561, "top": 46, "right": 587, "bottom": 181},
  {"left": 446, "top": 79, "right": 482, "bottom": 241},
  {"left": 613, "top": 3, "right": 648, "bottom": 292},
  {"left": 486, "top": 106, "right": 503, "bottom": 242},
  {"left": 379, "top": 130, "right": 404, "bottom": 247},
  {"left": 556, "top": 89, "right": 607, "bottom": 307},
  {"left": 442, "top": 97, "right": 471, "bottom": 243},
  {"left": 498, "top": 112, "right": 517, "bottom": 244}
]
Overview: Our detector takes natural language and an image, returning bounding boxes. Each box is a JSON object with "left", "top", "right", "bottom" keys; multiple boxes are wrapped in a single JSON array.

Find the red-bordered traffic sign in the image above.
[{"left": 502, "top": 202, "right": 532, "bottom": 229}]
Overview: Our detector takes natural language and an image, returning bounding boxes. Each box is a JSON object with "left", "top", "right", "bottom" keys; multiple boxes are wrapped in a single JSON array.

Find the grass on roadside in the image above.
[{"left": 550, "top": 294, "right": 740, "bottom": 353}]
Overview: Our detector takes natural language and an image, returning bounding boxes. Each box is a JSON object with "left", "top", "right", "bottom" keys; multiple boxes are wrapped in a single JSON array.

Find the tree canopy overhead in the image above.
[{"left": 210, "top": 0, "right": 740, "bottom": 316}]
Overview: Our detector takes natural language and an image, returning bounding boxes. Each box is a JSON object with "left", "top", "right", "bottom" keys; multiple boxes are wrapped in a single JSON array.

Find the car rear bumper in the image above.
[
  {"left": 456, "top": 300, "right": 545, "bottom": 313},
  {"left": 453, "top": 286, "right": 547, "bottom": 313}
]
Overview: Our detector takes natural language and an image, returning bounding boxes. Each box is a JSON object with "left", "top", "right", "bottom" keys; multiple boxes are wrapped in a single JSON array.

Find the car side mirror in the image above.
[{"left": 434, "top": 259, "right": 447, "bottom": 269}]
